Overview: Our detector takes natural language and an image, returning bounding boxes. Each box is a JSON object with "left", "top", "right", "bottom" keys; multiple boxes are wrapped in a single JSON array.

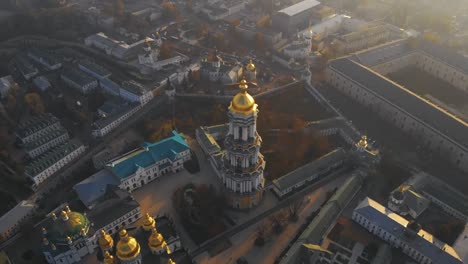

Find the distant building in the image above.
[
  {"left": 14, "top": 55, "right": 38, "bottom": 80},
  {"left": 327, "top": 49, "right": 468, "bottom": 172},
  {"left": 33, "top": 76, "right": 52, "bottom": 92},
  {"left": 0, "top": 200, "right": 36, "bottom": 242},
  {"left": 91, "top": 103, "right": 140, "bottom": 138},
  {"left": 0, "top": 75, "right": 16, "bottom": 99},
  {"left": 272, "top": 0, "right": 323, "bottom": 34},
  {"left": 25, "top": 139, "right": 86, "bottom": 187},
  {"left": 84, "top": 32, "right": 155, "bottom": 60},
  {"left": 200, "top": 50, "right": 243, "bottom": 84},
  {"left": 353, "top": 197, "right": 463, "bottom": 264},
  {"left": 16, "top": 113, "right": 61, "bottom": 145},
  {"left": 27, "top": 49, "right": 62, "bottom": 71},
  {"left": 61, "top": 68, "right": 98, "bottom": 94},
  {"left": 78, "top": 60, "right": 112, "bottom": 80},
  {"left": 23, "top": 128, "right": 69, "bottom": 158},
  {"left": 120, "top": 80, "right": 154, "bottom": 106}
]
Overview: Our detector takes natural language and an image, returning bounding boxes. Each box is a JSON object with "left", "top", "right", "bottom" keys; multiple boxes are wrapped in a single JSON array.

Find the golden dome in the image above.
[
  {"left": 116, "top": 229, "right": 141, "bottom": 261},
  {"left": 167, "top": 258, "right": 176, "bottom": 264},
  {"left": 229, "top": 79, "right": 256, "bottom": 115},
  {"left": 98, "top": 229, "right": 114, "bottom": 250},
  {"left": 246, "top": 60, "right": 256, "bottom": 71},
  {"left": 142, "top": 213, "right": 156, "bottom": 231},
  {"left": 148, "top": 227, "right": 166, "bottom": 251},
  {"left": 103, "top": 251, "right": 116, "bottom": 264},
  {"left": 357, "top": 135, "right": 368, "bottom": 148},
  {"left": 60, "top": 210, "right": 68, "bottom": 221}
]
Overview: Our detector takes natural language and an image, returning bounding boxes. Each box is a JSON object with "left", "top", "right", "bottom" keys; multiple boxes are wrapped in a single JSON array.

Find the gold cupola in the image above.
[
  {"left": 142, "top": 213, "right": 156, "bottom": 231},
  {"left": 356, "top": 135, "right": 368, "bottom": 149},
  {"left": 246, "top": 59, "right": 256, "bottom": 71},
  {"left": 148, "top": 227, "right": 167, "bottom": 252},
  {"left": 167, "top": 258, "right": 176, "bottom": 264},
  {"left": 65, "top": 205, "right": 71, "bottom": 213},
  {"left": 116, "top": 229, "right": 141, "bottom": 261},
  {"left": 60, "top": 210, "right": 69, "bottom": 221},
  {"left": 229, "top": 79, "right": 257, "bottom": 115},
  {"left": 103, "top": 251, "right": 116, "bottom": 264},
  {"left": 98, "top": 229, "right": 114, "bottom": 251}
]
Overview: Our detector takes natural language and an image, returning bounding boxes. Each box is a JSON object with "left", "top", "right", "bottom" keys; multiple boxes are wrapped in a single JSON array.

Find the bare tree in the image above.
[{"left": 288, "top": 198, "right": 304, "bottom": 221}]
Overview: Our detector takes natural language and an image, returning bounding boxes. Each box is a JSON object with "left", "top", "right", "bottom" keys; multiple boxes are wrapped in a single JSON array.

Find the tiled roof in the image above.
[
  {"left": 278, "top": 0, "right": 320, "bottom": 17},
  {"left": 329, "top": 58, "right": 468, "bottom": 149},
  {"left": 107, "top": 131, "right": 189, "bottom": 179},
  {"left": 73, "top": 169, "right": 121, "bottom": 208}
]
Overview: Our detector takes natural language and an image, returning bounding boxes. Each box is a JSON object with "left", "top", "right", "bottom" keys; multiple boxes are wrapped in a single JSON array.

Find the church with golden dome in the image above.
[
  {"left": 95, "top": 213, "right": 189, "bottom": 264},
  {"left": 40, "top": 201, "right": 189, "bottom": 264},
  {"left": 196, "top": 78, "right": 266, "bottom": 209}
]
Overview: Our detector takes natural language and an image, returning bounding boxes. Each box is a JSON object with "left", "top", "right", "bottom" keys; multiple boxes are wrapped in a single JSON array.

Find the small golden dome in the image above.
[
  {"left": 51, "top": 212, "right": 57, "bottom": 220},
  {"left": 357, "top": 135, "right": 368, "bottom": 148},
  {"left": 43, "top": 237, "right": 49, "bottom": 245},
  {"left": 66, "top": 236, "right": 72, "bottom": 245},
  {"left": 167, "top": 258, "right": 176, "bottom": 264},
  {"left": 148, "top": 227, "right": 166, "bottom": 251},
  {"left": 142, "top": 213, "right": 156, "bottom": 231},
  {"left": 116, "top": 229, "right": 141, "bottom": 261},
  {"left": 98, "top": 229, "right": 114, "bottom": 250},
  {"left": 65, "top": 205, "right": 71, "bottom": 213},
  {"left": 246, "top": 59, "right": 256, "bottom": 71},
  {"left": 229, "top": 79, "right": 256, "bottom": 114},
  {"left": 103, "top": 251, "right": 116, "bottom": 264},
  {"left": 60, "top": 210, "right": 68, "bottom": 221}
]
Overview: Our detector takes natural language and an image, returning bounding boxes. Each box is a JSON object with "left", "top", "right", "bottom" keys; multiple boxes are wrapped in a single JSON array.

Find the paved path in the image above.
[{"left": 190, "top": 166, "right": 351, "bottom": 257}]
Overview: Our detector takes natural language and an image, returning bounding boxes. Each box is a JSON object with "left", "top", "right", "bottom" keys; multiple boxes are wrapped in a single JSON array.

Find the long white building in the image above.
[{"left": 353, "top": 197, "right": 463, "bottom": 264}]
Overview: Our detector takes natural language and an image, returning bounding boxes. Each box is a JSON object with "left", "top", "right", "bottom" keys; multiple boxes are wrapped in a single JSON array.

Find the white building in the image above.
[
  {"left": 105, "top": 131, "right": 191, "bottom": 192},
  {"left": 25, "top": 140, "right": 86, "bottom": 187},
  {"left": 353, "top": 197, "right": 463, "bottom": 264},
  {"left": 24, "top": 129, "right": 69, "bottom": 158},
  {"left": 0, "top": 75, "right": 17, "bottom": 99},
  {"left": 120, "top": 81, "right": 154, "bottom": 106},
  {"left": 84, "top": 33, "right": 155, "bottom": 61},
  {"left": 0, "top": 200, "right": 36, "bottom": 242},
  {"left": 91, "top": 104, "right": 140, "bottom": 138},
  {"left": 200, "top": 51, "right": 243, "bottom": 84},
  {"left": 16, "top": 113, "right": 62, "bottom": 145},
  {"left": 326, "top": 56, "right": 468, "bottom": 172}
]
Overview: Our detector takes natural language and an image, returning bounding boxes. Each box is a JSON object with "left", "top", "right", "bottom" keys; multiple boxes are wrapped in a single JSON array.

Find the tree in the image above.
[
  {"left": 24, "top": 93, "right": 45, "bottom": 114},
  {"left": 288, "top": 198, "right": 304, "bottom": 221},
  {"left": 159, "top": 41, "right": 172, "bottom": 60},
  {"left": 161, "top": 1, "right": 178, "bottom": 21},
  {"left": 255, "top": 32, "right": 265, "bottom": 51}
]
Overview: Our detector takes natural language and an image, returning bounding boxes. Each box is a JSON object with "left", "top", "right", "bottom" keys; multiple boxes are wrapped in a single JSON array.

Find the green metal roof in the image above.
[{"left": 108, "top": 131, "right": 189, "bottom": 179}]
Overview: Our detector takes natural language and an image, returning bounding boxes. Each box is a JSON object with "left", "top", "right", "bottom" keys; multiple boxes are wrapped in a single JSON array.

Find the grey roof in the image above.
[
  {"left": 272, "top": 148, "right": 347, "bottom": 192},
  {"left": 329, "top": 58, "right": 468, "bottom": 149},
  {"left": 78, "top": 60, "right": 111, "bottom": 78},
  {"left": 28, "top": 48, "right": 61, "bottom": 67},
  {"left": 121, "top": 80, "right": 148, "bottom": 95},
  {"left": 86, "top": 187, "right": 139, "bottom": 229},
  {"left": 355, "top": 197, "right": 463, "bottom": 264},
  {"left": 421, "top": 184, "right": 468, "bottom": 217},
  {"left": 0, "top": 200, "right": 35, "bottom": 234},
  {"left": 23, "top": 128, "right": 68, "bottom": 151},
  {"left": 73, "top": 169, "right": 121, "bottom": 208},
  {"left": 16, "top": 113, "right": 60, "bottom": 138},
  {"left": 92, "top": 103, "right": 139, "bottom": 129},
  {"left": 25, "top": 139, "right": 84, "bottom": 176},
  {"left": 15, "top": 54, "right": 38, "bottom": 77},
  {"left": 419, "top": 41, "right": 468, "bottom": 74},
  {"left": 61, "top": 68, "right": 97, "bottom": 87},
  {"left": 351, "top": 39, "right": 414, "bottom": 67},
  {"left": 278, "top": 0, "right": 320, "bottom": 17}
]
